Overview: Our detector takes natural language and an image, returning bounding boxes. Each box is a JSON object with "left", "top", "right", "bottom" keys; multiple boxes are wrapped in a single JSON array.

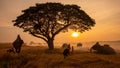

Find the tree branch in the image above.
[
  {"left": 30, "top": 32, "right": 48, "bottom": 42},
  {"left": 53, "top": 23, "right": 71, "bottom": 37}
]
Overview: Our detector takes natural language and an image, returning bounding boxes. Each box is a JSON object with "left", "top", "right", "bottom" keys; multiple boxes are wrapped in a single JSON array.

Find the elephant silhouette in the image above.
[{"left": 13, "top": 35, "right": 24, "bottom": 53}]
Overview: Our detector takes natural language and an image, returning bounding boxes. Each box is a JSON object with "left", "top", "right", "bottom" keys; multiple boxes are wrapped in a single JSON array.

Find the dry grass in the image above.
[{"left": 0, "top": 43, "right": 120, "bottom": 68}]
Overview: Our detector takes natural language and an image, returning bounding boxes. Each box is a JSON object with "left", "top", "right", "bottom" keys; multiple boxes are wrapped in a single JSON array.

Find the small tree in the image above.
[{"left": 13, "top": 3, "right": 95, "bottom": 50}]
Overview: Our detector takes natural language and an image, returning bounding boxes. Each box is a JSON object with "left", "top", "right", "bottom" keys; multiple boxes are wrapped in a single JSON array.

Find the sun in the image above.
[{"left": 71, "top": 32, "right": 79, "bottom": 37}]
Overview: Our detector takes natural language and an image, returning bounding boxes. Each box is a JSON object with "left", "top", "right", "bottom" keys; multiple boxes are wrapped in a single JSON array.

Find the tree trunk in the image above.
[{"left": 47, "top": 38, "right": 54, "bottom": 50}]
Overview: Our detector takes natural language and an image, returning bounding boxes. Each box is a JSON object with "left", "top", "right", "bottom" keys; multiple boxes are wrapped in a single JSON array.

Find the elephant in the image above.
[
  {"left": 90, "top": 42, "right": 116, "bottom": 54},
  {"left": 77, "top": 43, "right": 82, "bottom": 47},
  {"left": 13, "top": 35, "right": 24, "bottom": 53}
]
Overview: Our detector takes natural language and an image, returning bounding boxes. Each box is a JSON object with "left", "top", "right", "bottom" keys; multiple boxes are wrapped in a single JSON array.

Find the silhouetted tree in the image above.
[{"left": 13, "top": 3, "right": 95, "bottom": 50}]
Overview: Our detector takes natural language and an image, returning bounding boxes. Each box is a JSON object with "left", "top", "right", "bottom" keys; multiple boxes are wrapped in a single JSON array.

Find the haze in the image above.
[{"left": 0, "top": 0, "right": 120, "bottom": 43}]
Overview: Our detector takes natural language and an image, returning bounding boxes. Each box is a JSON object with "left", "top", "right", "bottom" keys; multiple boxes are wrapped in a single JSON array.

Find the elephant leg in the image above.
[
  {"left": 15, "top": 48, "right": 17, "bottom": 53},
  {"left": 15, "top": 48, "right": 20, "bottom": 53},
  {"left": 90, "top": 48, "right": 92, "bottom": 52},
  {"left": 16, "top": 48, "right": 18, "bottom": 53},
  {"left": 18, "top": 47, "right": 21, "bottom": 53}
]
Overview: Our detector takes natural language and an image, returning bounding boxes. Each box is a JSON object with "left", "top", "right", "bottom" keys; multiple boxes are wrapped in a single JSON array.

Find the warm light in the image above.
[{"left": 72, "top": 32, "right": 79, "bottom": 37}]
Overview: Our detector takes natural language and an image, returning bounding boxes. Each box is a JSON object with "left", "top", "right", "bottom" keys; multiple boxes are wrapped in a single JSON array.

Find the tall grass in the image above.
[
  {"left": 0, "top": 43, "right": 120, "bottom": 68},
  {"left": 0, "top": 43, "right": 12, "bottom": 49}
]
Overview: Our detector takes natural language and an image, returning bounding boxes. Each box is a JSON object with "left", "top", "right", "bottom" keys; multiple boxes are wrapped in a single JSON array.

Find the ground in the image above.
[{"left": 0, "top": 43, "right": 120, "bottom": 68}]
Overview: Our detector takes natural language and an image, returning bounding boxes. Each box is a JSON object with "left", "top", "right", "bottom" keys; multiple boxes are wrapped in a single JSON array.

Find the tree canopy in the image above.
[{"left": 13, "top": 2, "right": 95, "bottom": 50}]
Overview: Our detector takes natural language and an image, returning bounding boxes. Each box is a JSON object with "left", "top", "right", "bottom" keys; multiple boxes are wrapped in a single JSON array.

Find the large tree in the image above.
[{"left": 13, "top": 3, "right": 95, "bottom": 50}]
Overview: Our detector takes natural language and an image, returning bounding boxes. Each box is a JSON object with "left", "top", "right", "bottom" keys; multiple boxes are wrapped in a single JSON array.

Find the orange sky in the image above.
[{"left": 0, "top": 0, "right": 120, "bottom": 43}]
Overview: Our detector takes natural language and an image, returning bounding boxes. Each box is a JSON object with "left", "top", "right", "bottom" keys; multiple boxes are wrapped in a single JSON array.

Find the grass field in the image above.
[{"left": 0, "top": 43, "right": 120, "bottom": 68}]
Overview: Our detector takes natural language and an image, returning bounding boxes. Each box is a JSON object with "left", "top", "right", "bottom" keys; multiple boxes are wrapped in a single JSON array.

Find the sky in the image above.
[{"left": 0, "top": 0, "right": 120, "bottom": 43}]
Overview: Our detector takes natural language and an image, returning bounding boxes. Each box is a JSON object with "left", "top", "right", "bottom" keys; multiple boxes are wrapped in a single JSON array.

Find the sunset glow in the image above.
[
  {"left": 71, "top": 32, "right": 79, "bottom": 37},
  {"left": 0, "top": 1, "right": 120, "bottom": 67},
  {"left": 0, "top": 0, "right": 120, "bottom": 43}
]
